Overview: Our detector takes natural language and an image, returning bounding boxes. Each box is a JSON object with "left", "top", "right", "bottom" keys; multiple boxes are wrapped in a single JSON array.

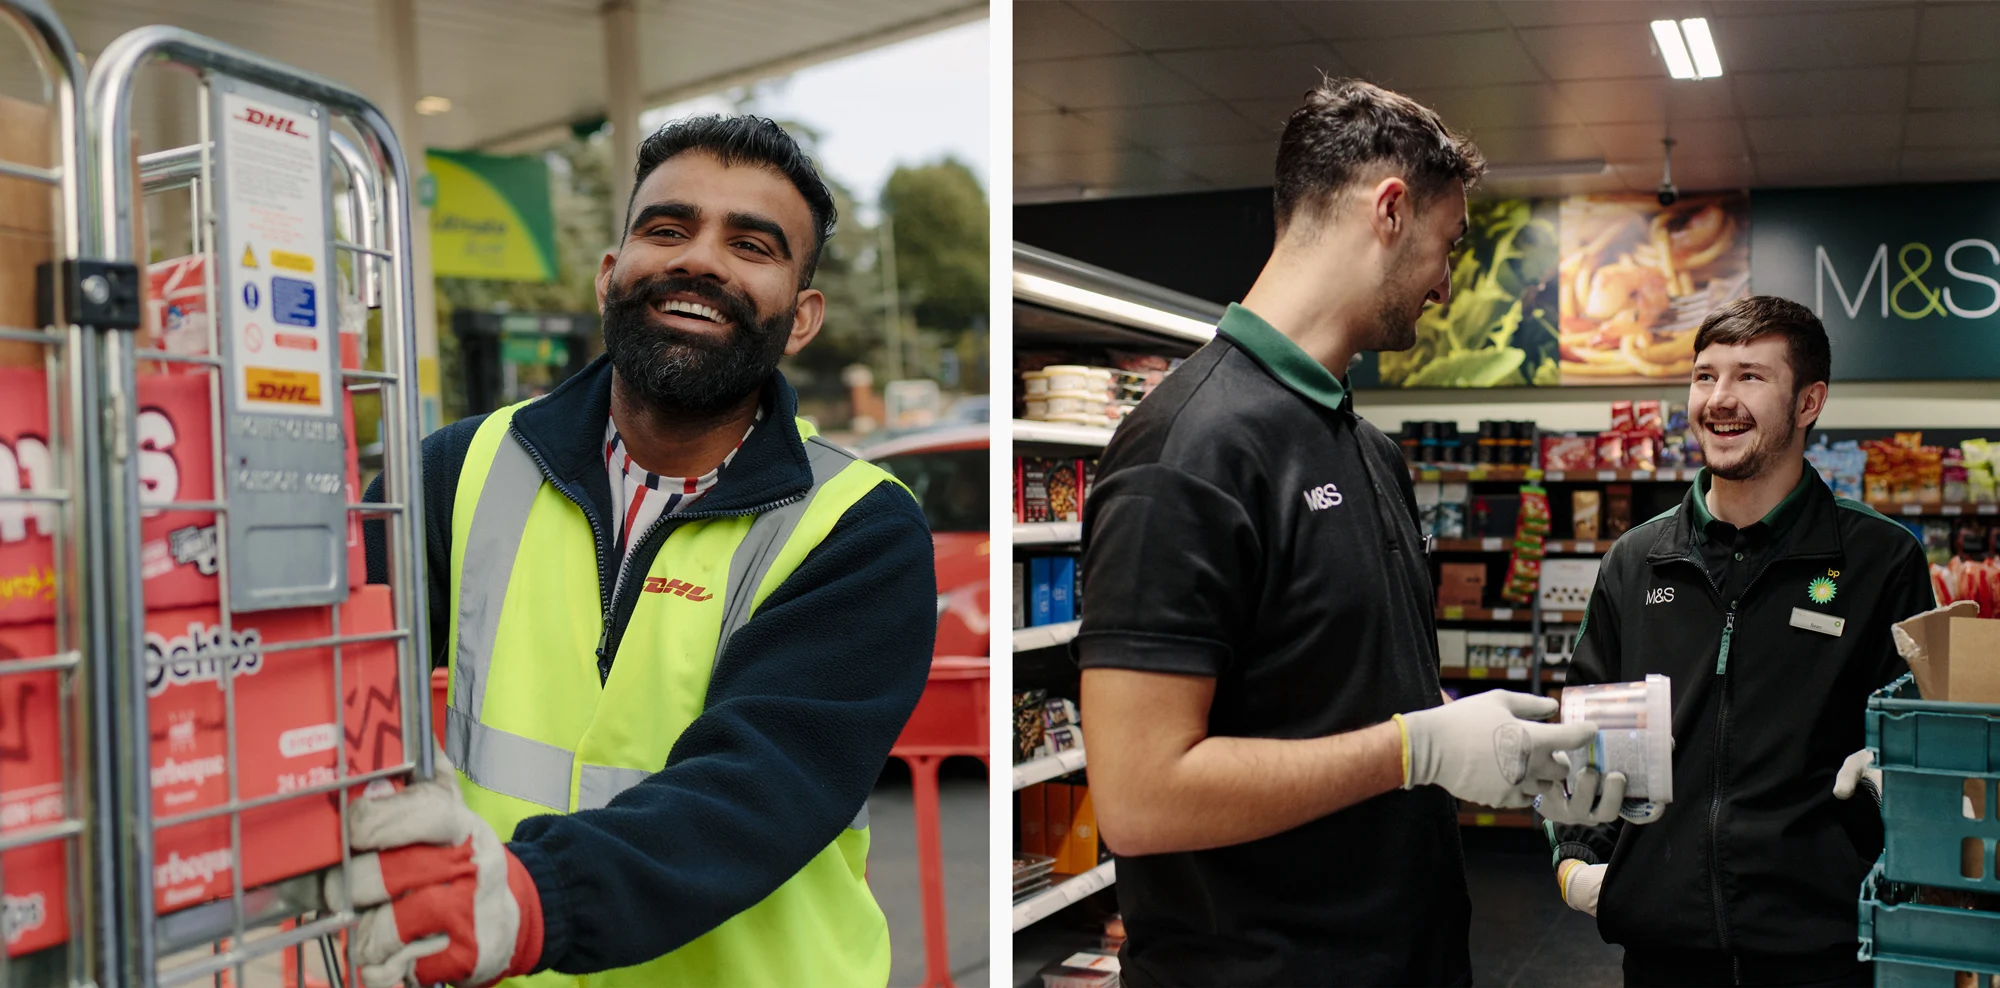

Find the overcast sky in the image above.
[{"left": 645, "top": 18, "right": 989, "bottom": 220}]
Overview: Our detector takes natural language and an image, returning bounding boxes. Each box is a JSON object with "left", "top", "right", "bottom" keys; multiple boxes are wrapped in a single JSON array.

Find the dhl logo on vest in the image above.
[{"left": 643, "top": 576, "right": 713, "bottom": 601}]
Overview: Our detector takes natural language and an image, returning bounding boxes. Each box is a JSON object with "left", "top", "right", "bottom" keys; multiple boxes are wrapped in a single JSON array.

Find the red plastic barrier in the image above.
[{"left": 890, "top": 657, "right": 989, "bottom": 988}]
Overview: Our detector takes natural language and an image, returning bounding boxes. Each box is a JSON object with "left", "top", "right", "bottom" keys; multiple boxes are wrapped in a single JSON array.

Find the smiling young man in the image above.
[
  {"left": 1076, "top": 79, "right": 1598, "bottom": 988},
  {"left": 1545, "top": 296, "right": 1935, "bottom": 987},
  {"left": 355, "top": 116, "right": 935, "bottom": 987}
]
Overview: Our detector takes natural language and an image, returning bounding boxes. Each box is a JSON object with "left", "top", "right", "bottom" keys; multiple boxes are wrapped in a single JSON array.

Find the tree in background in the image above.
[{"left": 880, "top": 158, "right": 990, "bottom": 402}]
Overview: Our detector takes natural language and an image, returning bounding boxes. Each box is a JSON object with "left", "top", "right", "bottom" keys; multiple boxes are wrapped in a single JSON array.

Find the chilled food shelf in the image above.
[
  {"left": 1013, "top": 745, "right": 1088, "bottom": 791},
  {"left": 1868, "top": 501, "right": 2000, "bottom": 517},
  {"left": 1016, "top": 521, "right": 1083, "bottom": 545},
  {"left": 1015, "top": 419, "right": 1116, "bottom": 448},
  {"left": 1407, "top": 466, "right": 1702, "bottom": 484},
  {"left": 1012, "top": 860, "right": 1117, "bottom": 932},
  {"left": 1016, "top": 620, "right": 1081, "bottom": 653},
  {"left": 1434, "top": 606, "right": 1587, "bottom": 624}
]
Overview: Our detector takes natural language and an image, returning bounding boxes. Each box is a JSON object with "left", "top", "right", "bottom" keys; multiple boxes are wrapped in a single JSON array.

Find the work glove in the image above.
[
  {"left": 1393, "top": 691, "right": 1598, "bottom": 808},
  {"left": 326, "top": 746, "right": 544, "bottom": 988},
  {"left": 1556, "top": 859, "right": 1606, "bottom": 917},
  {"left": 1533, "top": 755, "right": 1627, "bottom": 825},
  {"left": 1833, "top": 748, "right": 1882, "bottom": 806}
]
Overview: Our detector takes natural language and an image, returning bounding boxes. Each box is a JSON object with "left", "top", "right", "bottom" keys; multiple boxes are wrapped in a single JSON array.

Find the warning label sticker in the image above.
[{"left": 219, "top": 90, "right": 333, "bottom": 418}]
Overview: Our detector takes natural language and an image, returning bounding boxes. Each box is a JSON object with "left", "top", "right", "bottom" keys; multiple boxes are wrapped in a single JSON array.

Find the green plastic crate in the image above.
[
  {"left": 1873, "top": 957, "right": 2000, "bottom": 988},
  {"left": 1867, "top": 674, "right": 2000, "bottom": 892},
  {"left": 1860, "top": 862, "right": 2000, "bottom": 974}
]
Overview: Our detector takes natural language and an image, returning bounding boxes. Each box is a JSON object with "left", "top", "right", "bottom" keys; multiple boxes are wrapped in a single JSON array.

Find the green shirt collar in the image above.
[
  {"left": 1690, "top": 463, "right": 1817, "bottom": 538},
  {"left": 1214, "top": 303, "right": 1350, "bottom": 413}
]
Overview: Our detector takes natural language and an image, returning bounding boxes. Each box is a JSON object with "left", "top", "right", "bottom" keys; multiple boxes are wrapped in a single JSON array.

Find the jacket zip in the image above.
[
  {"left": 509, "top": 421, "right": 810, "bottom": 684},
  {"left": 1670, "top": 543, "right": 1828, "bottom": 971}
]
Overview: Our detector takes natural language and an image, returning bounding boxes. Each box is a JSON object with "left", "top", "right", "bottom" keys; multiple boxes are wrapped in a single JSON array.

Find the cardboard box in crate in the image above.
[
  {"left": 0, "top": 622, "right": 69, "bottom": 956},
  {"left": 146, "top": 584, "right": 404, "bottom": 913}
]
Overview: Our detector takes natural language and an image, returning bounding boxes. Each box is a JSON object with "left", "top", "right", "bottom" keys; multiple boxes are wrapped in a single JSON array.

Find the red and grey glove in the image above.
[{"left": 327, "top": 748, "right": 544, "bottom": 987}]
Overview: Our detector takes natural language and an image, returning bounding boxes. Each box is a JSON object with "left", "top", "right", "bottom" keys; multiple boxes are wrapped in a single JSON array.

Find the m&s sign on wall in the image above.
[{"left": 1751, "top": 183, "right": 2000, "bottom": 380}]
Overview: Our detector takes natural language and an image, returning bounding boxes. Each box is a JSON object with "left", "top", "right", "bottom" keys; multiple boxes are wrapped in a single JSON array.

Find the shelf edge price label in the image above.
[
  {"left": 1442, "top": 605, "right": 1465, "bottom": 620},
  {"left": 1944, "top": 505, "right": 1964, "bottom": 516},
  {"left": 1577, "top": 541, "right": 1596, "bottom": 553},
  {"left": 1596, "top": 470, "right": 1617, "bottom": 481},
  {"left": 1545, "top": 470, "right": 1565, "bottom": 482},
  {"left": 1468, "top": 468, "right": 1489, "bottom": 480},
  {"left": 1467, "top": 667, "right": 1488, "bottom": 679},
  {"left": 1902, "top": 504, "right": 1923, "bottom": 515},
  {"left": 1491, "top": 607, "right": 1514, "bottom": 620},
  {"left": 1481, "top": 537, "right": 1502, "bottom": 551},
  {"left": 1507, "top": 667, "right": 1528, "bottom": 680}
]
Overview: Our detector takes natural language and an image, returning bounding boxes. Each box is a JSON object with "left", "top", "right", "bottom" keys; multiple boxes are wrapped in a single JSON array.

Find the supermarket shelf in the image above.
[
  {"left": 1433, "top": 537, "right": 1610, "bottom": 555},
  {"left": 1013, "top": 860, "right": 1116, "bottom": 932},
  {"left": 1868, "top": 501, "right": 2000, "bottom": 517},
  {"left": 1015, "top": 521, "right": 1082, "bottom": 545},
  {"left": 1408, "top": 465, "right": 1701, "bottom": 484},
  {"left": 1015, "top": 620, "right": 1081, "bottom": 653},
  {"left": 1458, "top": 806, "right": 1537, "bottom": 829},
  {"left": 1014, "top": 418, "right": 1116, "bottom": 448},
  {"left": 1441, "top": 667, "right": 1567, "bottom": 683},
  {"left": 1013, "top": 744, "right": 1087, "bottom": 790},
  {"left": 1436, "top": 605, "right": 1587, "bottom": 624}
]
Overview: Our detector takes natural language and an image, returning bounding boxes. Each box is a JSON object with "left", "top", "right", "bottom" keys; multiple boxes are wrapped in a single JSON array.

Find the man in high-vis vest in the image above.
[{"left": 355, "top": 114, "right": 938, "bottom": 987}]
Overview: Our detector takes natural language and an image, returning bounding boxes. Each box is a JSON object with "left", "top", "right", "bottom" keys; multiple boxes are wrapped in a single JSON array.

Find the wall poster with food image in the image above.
[
  {"left": 1558, "top": 193, "right": 1749, "bottom": 385},
  {"left": 1371, "top": 198, "right": 1561, "bottom": 388}
]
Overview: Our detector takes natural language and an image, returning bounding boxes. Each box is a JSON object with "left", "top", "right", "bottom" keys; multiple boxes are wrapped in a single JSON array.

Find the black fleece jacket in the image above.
[{"left": 363, "top": 355, "right": 936, "bottom": 974}]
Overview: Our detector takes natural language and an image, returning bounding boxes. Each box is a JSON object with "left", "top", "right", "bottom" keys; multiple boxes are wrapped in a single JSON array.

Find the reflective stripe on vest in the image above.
[{"left": 446, "top": 429, "right": 869, "bottom": 825}]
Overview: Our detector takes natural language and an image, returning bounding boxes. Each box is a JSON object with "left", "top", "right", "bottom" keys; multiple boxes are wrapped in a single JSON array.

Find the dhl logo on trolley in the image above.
[
  {"left": 245, "top": 366, "right": 322, "bottom": 406},
  {"left": 231, "top": 106, "right": 306, "bottom": 139}
]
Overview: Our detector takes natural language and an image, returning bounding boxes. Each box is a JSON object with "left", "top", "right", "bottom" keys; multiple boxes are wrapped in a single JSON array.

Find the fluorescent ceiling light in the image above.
[
  {"left": 1681, "top": 18, "right": 1724, "bottom": 79},
  {"left": 1013, "top": 271, "right": 1217, "bottom": 343},
  {"left": 1483, "top": 158, "right": 1609, "bottom": 180},
  {"left": 1650, "top": 20, "right": 1697, "bottom": 79},
  {"left": 1651, "top": 19, "right": 1722, "bottom": 80},
  {"left": 415, "top": 95, "right": 453, "bottom": 115}
]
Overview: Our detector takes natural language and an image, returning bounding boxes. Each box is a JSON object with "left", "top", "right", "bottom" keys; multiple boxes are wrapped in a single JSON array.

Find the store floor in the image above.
[{"left": 1013, "top": 828, "right": 1621, "bottom": 988}]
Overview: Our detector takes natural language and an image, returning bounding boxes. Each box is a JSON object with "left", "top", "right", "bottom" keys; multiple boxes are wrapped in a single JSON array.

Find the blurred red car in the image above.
[{"left": 863, "top": 424, "right": 989, "bottom": 657}]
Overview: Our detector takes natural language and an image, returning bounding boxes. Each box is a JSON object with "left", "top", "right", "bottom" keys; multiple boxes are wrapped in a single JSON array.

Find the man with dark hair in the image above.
[
  {"left": 350, "top": 115, "right": 935, "bottom": 987},
  {"left": 1546, "top": 295, "right": 1935, "bottom": 987},
  {"left": 1077, "top": 78, "right": 1596, "bottom": 987}
]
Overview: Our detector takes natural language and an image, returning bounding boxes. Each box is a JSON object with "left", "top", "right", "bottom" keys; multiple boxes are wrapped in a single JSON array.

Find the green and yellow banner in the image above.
[{"left": 426, "top": 149, "right": 557, "bottom": 282}]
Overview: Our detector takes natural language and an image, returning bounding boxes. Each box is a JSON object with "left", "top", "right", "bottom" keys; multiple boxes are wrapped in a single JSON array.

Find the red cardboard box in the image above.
[
  {"left": 0, "top": 622, "right": 69, "bottom": 956},
  {"left": 0, "top": 366, "right": 366, "bottom": 625},
  {"left": 146, "top": 584, "right": 403, "bottom": 913}
]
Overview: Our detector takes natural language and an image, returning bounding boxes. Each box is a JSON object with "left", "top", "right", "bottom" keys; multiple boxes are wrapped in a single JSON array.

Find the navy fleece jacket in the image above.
[{"left": 362, "top": 355, "right": 936, "bottom": 973}]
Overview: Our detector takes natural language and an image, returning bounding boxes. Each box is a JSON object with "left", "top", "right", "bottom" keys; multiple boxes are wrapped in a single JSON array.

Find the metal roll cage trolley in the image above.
[{"left": 1, "top": 2, "right": 433, "bottom": 984}]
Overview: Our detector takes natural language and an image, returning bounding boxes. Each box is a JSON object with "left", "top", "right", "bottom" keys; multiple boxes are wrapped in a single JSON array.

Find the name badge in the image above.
[{"left": 1790, "top": 607, "right": 1845, "bottom": 637}]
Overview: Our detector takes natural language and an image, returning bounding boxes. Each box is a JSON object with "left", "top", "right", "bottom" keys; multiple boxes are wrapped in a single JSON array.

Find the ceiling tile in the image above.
[
  {"left": 1334, "top": 29, "right": 1545, "bottom": 90},
  {"left": 1732, "top": 67, "right": 1908, "bottom": 118},
  {"left": 1014, "top": 2, "right": 1134, "bottom": 60},
  {"left": 1076, "top": 0, "right": 1310, "bottom": 51},
  {"left": 1553, "top": 77, "right": 1739, "bottom": 125},
  {"left": 1910, "top": 62, "right": 2000, "bottom": 110},
  {"left": 1231, "top": 98, "right": 1306, "bottom": 136},
  {"left": 1590, "top": 119, "right": 1748, "bottom": 161},
  {"left": 1015, "top": 147, "right": 1202, "bottom": 190},
  {"left": 1745, "top": 113, "right": 1904, "bottom": 156},
  {"left": 1285, "top": 0, "right": 1510, "bottom": 39},
  {"left": 1014, "top": 110, "right": 1119, "bottom": 156},
  {"left": 1078, "top": 101, "right": 1272, "bottom": 148},
  {"left": 1497, "top": 1, "right": 1714, "bottom": 28},
  {"left": 1700, "top": 0, "right": 1913, "bottom": 15},
  {"left": 1517, "top": 22, "right": 1674, "bottom": 81},
  {"left": 1154, "top": 43, "right": 1346, "bottom": 102},
  {"left": 1016, "top": 53, "right": 1212, "bottom": 110},
  {"left": 1754, "top": 149, "right": 1899, "bottom": 189},
  {"left": 1152, "top": 142, "right": 1280, "bottom": 187},
  {"left": 1016, "top": 86, "right": 1059, "bottom": 115},
  {"left": 1479, "top": 171, "right": 1632, "bottom": 198},
  {"left": 1405, "top": 82, "right": 1585, "bottom": 131},
  {"left": 1710, "top": 7, "right": 1918, "bottom": 73},
  {"left": 1898, "top": 148, "right": 2000, "bottom": 184},
  {"left": 1607, "top": 156, "right": 1753, "bottom": 193},
  {"left": 1915, "top": 2, "right": 2000, "bottom": 63},
  {"left": 1459, "top": 124, "right": 1603, "bottom": 162},
  {"left": 1904, "top": 109, "right": 2000, "bottom": 150}
]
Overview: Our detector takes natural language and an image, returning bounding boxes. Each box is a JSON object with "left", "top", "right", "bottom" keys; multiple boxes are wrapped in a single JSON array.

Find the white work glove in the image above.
[
  {"left": 1557, "top": 859, "right": 1606, "bottom": 916},
  {"left": 1394, "top": 691, "right": 1598, "bottom": 808},
  {"left": 1833, "top": 748, "right": 1882, "bottom": 806},
  {"left": 1534, "top": 755, "right": 1628, "bottom": 825},
  {"left": 325, "top": 746, "right": 544, "bottom": 987}
]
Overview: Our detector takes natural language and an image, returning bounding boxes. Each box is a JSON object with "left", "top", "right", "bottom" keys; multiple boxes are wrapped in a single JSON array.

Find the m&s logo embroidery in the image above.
[{"left": 643, "top": 577, "right": 713, "bottom": 601}]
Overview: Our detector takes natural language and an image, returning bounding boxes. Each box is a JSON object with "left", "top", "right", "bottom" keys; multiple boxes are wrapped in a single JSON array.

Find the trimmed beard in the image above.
[
  {"left": 1703, "top": 411, "right": 1798, "bottom": 482},
  {"left": 599, "top": 273, "right": 794, "bottom": 417}
]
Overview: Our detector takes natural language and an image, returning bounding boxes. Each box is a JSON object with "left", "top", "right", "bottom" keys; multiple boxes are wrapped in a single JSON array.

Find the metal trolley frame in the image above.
[{"left": 83, "top": 23, "right": 433, "bottom": 988}]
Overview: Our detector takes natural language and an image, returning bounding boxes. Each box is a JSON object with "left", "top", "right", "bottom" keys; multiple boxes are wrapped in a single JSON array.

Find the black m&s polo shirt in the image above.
[{"left": 1077, "top": 304, "right": 1472, "bottom": 988}]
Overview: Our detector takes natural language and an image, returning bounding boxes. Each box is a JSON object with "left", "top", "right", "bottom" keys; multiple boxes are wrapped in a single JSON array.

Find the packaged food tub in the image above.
[{"left": 1561, "top": 673, "right": 1673, "bottom": 804}]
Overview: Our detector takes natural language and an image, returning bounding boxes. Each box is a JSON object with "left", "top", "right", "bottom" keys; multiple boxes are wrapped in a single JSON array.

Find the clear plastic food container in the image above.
[
  {"left": 1560, "top": 673, "right": 1674, "bottom": 803},
  {"left": 1023, "top": 369, "right": 1051, "bottom": 395}
]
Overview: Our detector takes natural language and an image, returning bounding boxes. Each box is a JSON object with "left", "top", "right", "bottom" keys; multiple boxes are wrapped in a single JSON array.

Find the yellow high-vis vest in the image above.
[{"left": 445, "top": 401, "right": 898, "bottom": 987}]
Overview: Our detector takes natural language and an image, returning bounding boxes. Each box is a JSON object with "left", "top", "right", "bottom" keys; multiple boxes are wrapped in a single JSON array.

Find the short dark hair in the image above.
[
  {"left": 1273, "top": 78, "right": 1486, "bottom": 232},
  {"left": 1693, "top": 295, "right": 1833, "bottom": 395},
  {"left": 626, "top": 115, "right": 838, "bottom": 287}
]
